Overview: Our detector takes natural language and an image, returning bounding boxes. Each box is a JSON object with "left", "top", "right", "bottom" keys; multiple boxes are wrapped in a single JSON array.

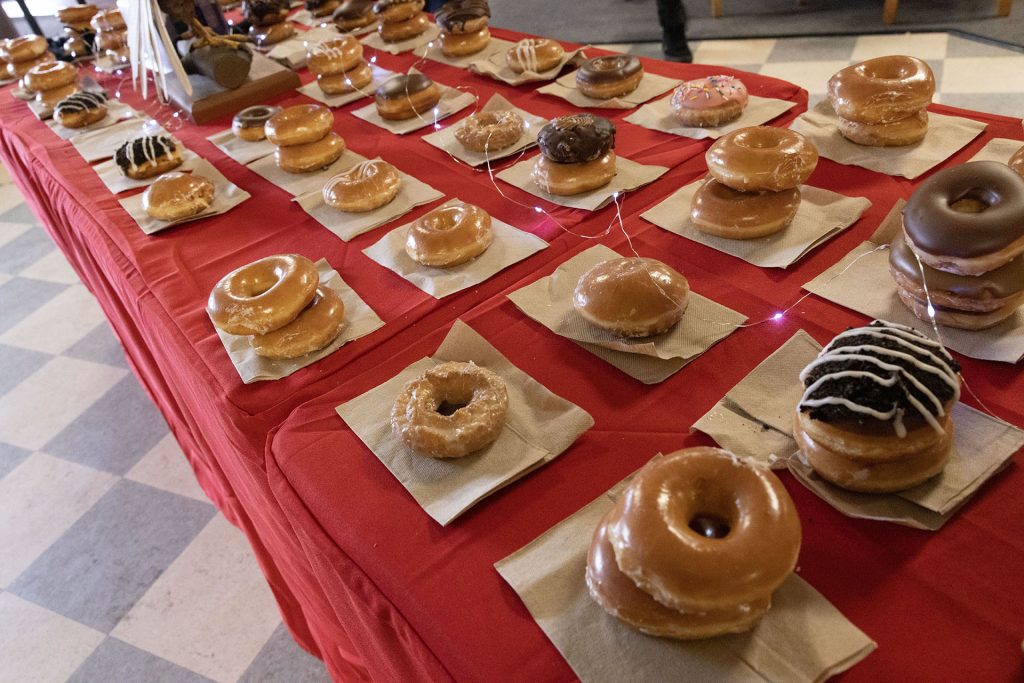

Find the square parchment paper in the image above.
[
  {"left": 45, "top": 100, "right": 138, "bottom": 140},
  {"left": 206, "top": 127, "right": 276, "bottom": 166},
  {"left": 117, "top": 159, "right": 251, "bottom": 235},
  {"left": 266, "top": 25, "right": 338, "bottom": 68},
  {"left": 968, "top": 136, "right": 1024, "bottom": 164},
  {"left": 497, "top": 154, "right": 668, "bottom": 211},
  {"left": 296, "top": 64, "right": 395, "bottom": 108},
  {"left": 412, "top": 36, "right": 513, "bottom": 69},
  {"left": 625, "top": 94, "right": 797, "bottom": 141},
  {"left": 363, "top": 198, "right": 548, "bottom": 297},
  {"left": 213, "top": 258, "right": 383, "bottom": 383},
  {"left": 92, "top": 141, "right": 202, "bottom": 194},
  {"left": 641, "top": 179, "right": 871, "bottom": 269},
  {"left": 360, "top": 22, "right": 441, "bottom": 55},
  {"left": 693, "top": 330, "right": 1024, "bottom": 530},
  {"left": 790, "top": 100, "right": 987, "bottom": 180},
  {"left": 335, "top": 319, "right": 594, "bottom": 525},
  {"left": 507, "top": 244, "right": 747, "bottom": 384},
  {"left": 247, "top": 146, "right": 366, "bottom": 197},
  {"left": 72, "top": 117, "right": 170, "bottom": 163},
  {"left": 421, "top": 93, "right": 547, "bottom": 167},
  {"left": 537, "top": 69, "right": 679, "bottom": 110},
  {"left": 468, "top": 44, "right": 586, "bottom": 86},
  {"left": 803, "top": 200, "right": 1024, "bottom": 363},
  {"left": 294, "top": 156, "right": 444, "bottom": 241},
  {"left": 495, "top": 463, "right": 876, "bottom": 683},
  {"left": 350, "top": 78, "right": 476, "bottom": 135}
]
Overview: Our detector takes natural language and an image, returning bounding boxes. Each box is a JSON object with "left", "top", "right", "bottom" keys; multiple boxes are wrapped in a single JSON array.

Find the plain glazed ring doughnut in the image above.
[
  {"left": 902, "top": 161, "right": 1024, "bottom": 276},
  {"left": 439, "top": 26, "right": 490, "bottom": 57},
  {"left": 828, "top": 55, "right": 935, "bottom": 125},
  {"left": 3, "top": 35, "right": 48, "bottom": 62},
  {"left": 323, "top": 159, "right": 402, "bottom": 212},
  {"left": 836, "top": 108, "right": 928, "bottom": 147},
  {"left": 378, "top": 12, "right": 430, "bottom": 42},
  {"left": 573, "top": 257, "right": 690, "bottom": 338},
  {"left": 690, "top": 178, "right": 800, "bottom": 239},
  {"left": 275, "top": 131, "right": 346, "bottom": 173},
  {"left": 265, "top": 104, "right": 334, "bottom": 146},
  {"left": 232, "top": 105, "right": 282, "bottom": 142},
  {"left": 306, "top": 36, "right": 363, "bottom": 76},
  {"left": 454, "top": 110, "right": 524, "bottom": 153},
  {"left": 670, "top": 75, "right": 748, "bottom": 128},
  {"left": 207, "top": 254, "right": 319, "bottom": 336},
  {"left": 605, "top": 447, "right": 801, "bottom": 614},
  {"left": 575, "top": 55, "right": 643, "bottom": 100},
  {"left": 23, "top": 60, "right": 76, "bottom": 92},
  {"left": 391, "top": 360, "right": 508, "bottom": 458},
  {"left": 505, "top": 38, "right": 564, "bottom": 74},
  {"left": 405, "top": 201, "right": 493, "bottom": 267},
  {"left": 250, "top": 285, "right": 346, "bottom": 359},
  {"left": 705, "top": 126, "right": 818, "bottom": 192}
]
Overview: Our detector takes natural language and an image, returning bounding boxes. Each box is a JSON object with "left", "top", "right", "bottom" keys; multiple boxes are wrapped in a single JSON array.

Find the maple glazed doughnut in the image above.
[
  {"left": 250, "top": 285, "right": 346, "bottom": 359},
  {"left": 265, "top": 104, "right": 333, "bottom": 146},
  {"left": 374, "top": 73, "right": 440, "bottom": 120},
  {"left": 391, "top": 361, "right": 509, "bottom": 458},
  {"left": 232, "top": 105, "right": 282, "bottom": 142},
  {"left": 505, "top": 38, "right": 564, "bottom": 74},
  {"left": 323, "top": 159, "right": 402, "bottom": 212},
  {"left": 670, "top": 75, "right": 748, "bottom": 128},
  {"left": 275, "top": 131, "right": 346, "bottom": 173},
  {"left": 405, "top": 201, "right": 493, "bottom": 267},
  {"left": 306, "top": 36, "right": 362, "bottom": 75},
  {"left": 828, "top": 55, "right": 934, "bottom": 125},
  {"left": 207, "top": 254, "right": 319, "bottom": 335},
  {"left": 690, "top": 178, "right": 801, "bottom": 239},
  {"left": 573, "top": 257, "right": 689, "bottom": 338},
  {"left": 23, "top": 60, "right": 76, "bottom": 92},
  {"left": 454, "top": 110, "right": 523, "bottom": 153},
  {"left": 706, "top": 126, "right": 818, "bottom": 193},
  {"left": 576, "top": 55, "right": 644, "bottom": 100},
  {"left": 605, "top": 448, "right": 801, "bottom": 615}
]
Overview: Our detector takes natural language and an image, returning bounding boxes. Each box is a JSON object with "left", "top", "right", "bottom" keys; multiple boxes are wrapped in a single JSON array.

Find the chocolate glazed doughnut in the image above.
[
  {"left": 902, "top": 161, "right": 1024, "bottom": 276},
  {"left": 576, "top": 55, "right": 643, "bottom": 99},
  {"left": 434, "top": 0, "right": 489, "bottom": 33},
  {"left": 537, "top": 114, "right": 614, "bottom": 163}
]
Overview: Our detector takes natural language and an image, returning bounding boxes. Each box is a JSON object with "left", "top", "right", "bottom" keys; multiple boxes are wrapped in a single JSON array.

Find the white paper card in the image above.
[
  {"left": 625, "top": 94, "right": 797, "bottom": 140},
  {"left": 296, "top": 64, "right": 395, "bottom": 108},
  {"left": 421, "top": 93, "right": 547, "bottom": 167}
]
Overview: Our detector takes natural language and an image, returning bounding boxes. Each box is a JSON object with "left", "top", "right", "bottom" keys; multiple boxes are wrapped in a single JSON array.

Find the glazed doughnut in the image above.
[
  {"left": 575, "top": 55, "right": 644, "bottom": 100},
  {"left": 306, "top": 36, "right": 362, "bottom": 76},
  {"left": 36, "top": 82, "right": 81, "bottom": 110},
  {"left": 333, "top": 0, "right": 375, "bottom": 30},
  {"left": 8, "top": 52, "right": 54, "bottom": 80},
  {"left": 573, "top": 257, "right": 689, "bottom": 338},
  {"left": 54, "top": 91, "right": 108, "bottom": 128},
  {"left": 390, "top": 360, "right": 508, "bottom": 458},
  {"left": 828, "top": 55, "right": 934, "bottom": 125},
  {"left": 532, "top": 152, "right": 616, "bottom": 196},
  {"left": 207, "top": 254, "right": 319, "bottom": 336},
  {"left": 250, "top": 285, "right": 346, "bottom": 359},
  {"left": 3, "top": 35, "right": 47, "bottom": 62},
  {"left": 90, "top": 9, "right": 126, "bottom": 32},
  {"left": 434, "top": 0, "right": 489, "bottom": 34},
  {"left": 232, "top": 105, "right": 282, "bottom": 142},
  {"left": 307, "top": 0, "right": 340, "bottom": 18},
  {"left": 453, "top": 110, "right": 524, "bottom": 152},
  {"left": 690, "top": 178, "right": 801, "bottom": 239},
  {"left": 795, "top": 320, "right": 960, "bottom": 492},
  {"left": 1009, "top": 144, "right": 1024, "bottom": 178},
  {"left": 114, "top": 135, "right": 183, "bottom": 180},
  {"left": 142, "top": 172, "right": 216, "bottom": 221},
  {"left": 670, "top": 76, "right": 748, "bottom": 128},
  {"left": 249, "top": 21, "right": 295, "bottom": 46},
  {"left": 373, "top": 0, "right": 423, "bottom": 22},
  {"left": 440, "top": 26, "right": 490, "bottom": 57},
  {"left": 404, "top": 201, "right": 493, "bottom": 267},
  {"left": 903, "top": 161, "right": 1024, "bottom": 276},
  {"left": 323, "top": 159, "right": 402, "bottom": 212},
  {"left": 836, "top": 108, "right": 928, "bottom": 147},
  {"left": 378, "top": 12, "right": 429, "bottom": 42},
  {"left": 275, "top": 131, "right": 346, "bottom": 173},
  {"left": 57, "top": 4, "right": 97, "bottom": 27},
  {"left": 23, "top": 60, "right": 76, "bottom": 92},
  {"left": 605, "top": 447, "right": 801, "bottom": 614},
  {"left": 265, "top": 104, "right": 334, "bottom": 146},
  {"left": 243, "top": 0, "right": 288, "bottom": 26},
  {"left": 317, "top": 61, "right": 373, "bottom": 94},
  {"left": 505, "top": 38, "right": 564, "bottom": 74},
  {"left": 706, "top": 126, "right": 818, "bottom": 192},
  {"left": 374, "top": 73, "right": 440, "bottom": 120}
]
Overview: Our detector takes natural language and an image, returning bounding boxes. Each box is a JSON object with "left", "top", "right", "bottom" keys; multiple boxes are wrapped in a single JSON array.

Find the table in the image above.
[{"left": 0, "top": 18, "right": 1021, "bottom": 683}]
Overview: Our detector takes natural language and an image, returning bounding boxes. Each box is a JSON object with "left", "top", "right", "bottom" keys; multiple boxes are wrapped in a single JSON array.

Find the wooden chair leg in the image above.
[
  {"left": 996, "top": 0, "right": 1012, "bottom": 16},
  {"left": 883, "top": 0, "right": 898, "bottom": 24},
  {"left": 711, "top": 0, "right": 723, "bottom": 18}
]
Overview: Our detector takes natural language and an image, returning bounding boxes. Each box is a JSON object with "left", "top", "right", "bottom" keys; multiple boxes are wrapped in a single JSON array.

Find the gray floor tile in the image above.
[
  {"left": 0, "top": 343, "right": 50, "bottom": 397},
  {"left": 947, "top": 33, "right": 1024, "bottom": 58},
  {"left": 64, "top": 324, "right": 129, "bottom": 369},
  {"left": 68, "top": 637, "right": 215, "bottom": 683},
  {"left": 0, "top": 227, "right": 55, "bottom": 275},
  {"left": 0, "top": 277, "right": 69, "bottom": 335},
  {"left": 767, "top": 35, "right": 858, "bottom": 62},
  {"left": 237, "top": 624, "right": 331, "bottom": 683},
  {"left": 44, "top": 375, "right": 169, "bottom": 475},
  {"left": 939, "top": 92, "right": 1024, "bottom": 118},
  {"left": 9, "top": 479, "right": 215, "bottom": 632},
  {"left": 0, "top": 202, "right": 40, "bottom": 225},
  {"left": 0, "top": 441, "right": 31, "bottom": 480}
]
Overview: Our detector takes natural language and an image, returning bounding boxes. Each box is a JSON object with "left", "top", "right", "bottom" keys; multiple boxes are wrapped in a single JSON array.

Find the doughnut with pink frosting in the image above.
[{"left": 670, "top": 75, "right": 749, "bottom": 128}]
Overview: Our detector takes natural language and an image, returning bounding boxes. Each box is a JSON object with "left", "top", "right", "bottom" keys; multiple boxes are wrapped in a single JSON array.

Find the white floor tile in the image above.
[
  {"left": 18, "top": 249, "right": 81, "bottom": 285},
  {"left": 0, "top": 593, "right": 105, "bottom": 683},
  {"left": 0, "top": 163, "right": 12, "bottom": 185},
  {"left": 0, "top": 356, "right": 125, "bottom": 451},
  {"left": 0, "top": 221, "right": 31, "bottom": 251},
  {"left": 693, "top": 38, "right": 777, "bottom": 66},
  {"left": 0, "top": 274, "right": 10, "bottom": 288},
  {"left": 941, "top": 56, "right": 1024, "bottom": 93},
  {"left": 0, "top": 285, "right": 105, "bottom": 355},
  {"left": 758, "top": 60, "right": 851, "bottom": 100},
  {"left": 125, "top": 434, "right": 208, "bottom": 502},
  {"left": 850, "top": 32, "right": 949, "bottom": 61},
  {"left": 111, "top": 515, "right": 282, "bottom": 683},
  {"left": 0, "top": 186, "right": 26, "bottom": 214}
]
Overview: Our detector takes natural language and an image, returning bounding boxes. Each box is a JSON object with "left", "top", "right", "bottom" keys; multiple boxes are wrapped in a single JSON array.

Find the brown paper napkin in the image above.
[
  {"left": 359, "top": 23, "right": 441, "bottom": 55},
  {"left": 694, "top": 330, "right": 1024, "bottom": 530},
  {"left": 412, "top": 35, "right": 514, "bottom": 69},
  {"left": 790, "top": 99, "right": 987, "bottom": 180},
  {"left": 507, "top": 244, "right": 746, "bottom": 384},
  {"left": 335, "top": 319, "right": 594, "bottom": 525},
  {"left": 295, "top": 64, "right": 395, "bottom": 108},
  {"left": 266, "top": 26, "right": 338, "bottom": 68},
  {"left": 467, "top": 45, "right": 586, "bottom": 86},
  {"left": 968, "top": 136, "right": 1024, "bottom": 164},
  {"left": 496, "top": 154, "right": 668, "bottom": 211},
  {"left": 293, "top": 156, "right": 444, "bottom": 241},
  {"left": 213, "top": 258, "right": 383, "bottom": 383},
  {"left": 495, "top": 462, "right": 876, "bottom": 683},
  {"left": 72, "top": 117, "right": 170, "bottom": 163},
  {"left": 421, "top": 93, "right": 547, "bottom": 167},
  {"left": 641, "top": 179, "right": 871, "bottom": 269},
  {"left": 362, "top": 198, "right": 549, "bottom": 298},
  {"left": 537, "top": 69, "right": 679, "bottom": 110},
  {"left": 350, "top": 78, "right": 476, "bottom": 135},
  {"left": 206, "top": 128, "right": 277, "bottom": 166},
  {"left": 92, "top": 140, "right": 202, "bottom": 194},
  {"left": 45, "top": 100, "right": 139, "bottom": 140},
  {"left": 246, "top": 146, "right": 367, "bottom": 197},
  {"left": 802, "top": 200, "right": 1024, "bottom": 362},
  {"left": 117, "top": 159, "right": 252, "bottom": 235},
  {"left": 624, "top": 94, "right": 797, "bottom": 141}
]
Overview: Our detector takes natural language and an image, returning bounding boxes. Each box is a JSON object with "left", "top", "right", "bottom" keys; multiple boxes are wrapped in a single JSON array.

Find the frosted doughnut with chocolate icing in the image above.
[
  {"left": 435, "top": 0, "right": 489, "bottom": 34},
  {"left": 575, "top": 55, "right": 643, "bottom": 100}
]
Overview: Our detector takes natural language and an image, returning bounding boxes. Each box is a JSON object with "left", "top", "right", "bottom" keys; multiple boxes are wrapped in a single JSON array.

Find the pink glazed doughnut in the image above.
[{"left": 670, "top": 75, "right": 749, "bottom": 127}]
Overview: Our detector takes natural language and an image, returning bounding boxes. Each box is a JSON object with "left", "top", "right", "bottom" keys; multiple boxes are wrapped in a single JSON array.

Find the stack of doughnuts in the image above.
[
  {"left": 207, "top": 254, "right": 347, "bottom": 360},
  {"left": 322, "top": 159, "right": 402, "bottom": 212},
  {"left": 405, "top": 201, "right": 493, "bottom": 267},
  {"left": 891, "top": 161, "right": 1024, "bottom": 330},
  {"left": 575, "top": 55, "right": 644, "bottom": 100},
  {"left": 670, "top": 75, "right": 748, "bottom": 127},
  {"left": 434, "top": 0, "right": 490, "bottom": 57},
  {"left": 306, "top": 36, "right": 372, "bottom": 96},
  {"left": 692, "top": 126, "right": 818, "bottom": 239},
  {"left": 794, "top": 320, "right": 961, "bottom": 493},
  {"left": 265, "top": 104, "right": 346, "bottom": 173},
  {"left": 23, "top": 60, "right": 81, "bottom": 111},
  {"left": 244, "top": 0, "right": 294, "bottom": 46},
  {"left": 306, "top": 0, "right": 339, "bottom": 18},
  {"left": 587, "top": 447, "right": 801, "bottom": 639},
  {"left": 1, "top": 36, "right": 55, "bottom": 81},
  {"left": 232, "top": 105, "right": 282, "bottom": 141},
  {"left": 91, "top": 9, "right": 129, "bottom": 64},
  {"left": 574, "top": 257, "right": 689, "bottom": 338},
  {"left": 56, "top": 4, "right": 97, "bottom": 59},
  {"left": 533, "top": 114, "right": 616, "bottom": 196},
  {"left": 374, "top": 73, "right": 440, "bottom": 120},
  {"left": 373, "top": 0, "right": 429, "bottom": 43},
  {"left": 333, "top": 0, "right": 375, "bottom": 31},
  {"left": 828, "top": 55, "right": 935, "bottom": 147}
]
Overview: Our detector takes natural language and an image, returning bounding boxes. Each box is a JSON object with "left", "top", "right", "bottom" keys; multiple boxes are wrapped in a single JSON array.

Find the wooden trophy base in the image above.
[{"left": 167, "top": 52, "right": 300, "bottom": 124}]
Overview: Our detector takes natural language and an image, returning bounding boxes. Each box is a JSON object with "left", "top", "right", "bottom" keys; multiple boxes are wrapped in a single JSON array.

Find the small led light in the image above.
[
  {"left": 432, "top": 107, "right": 441, "bottom": 116},
  {"left": 772, "top": 312, "right": 784, "bottom": 321},
  {"left": 533, "top": 206, "right": 544, "bottom": 214},
  {"left": 927, "top": 303, "right": 936, "bottom": 318},
  {"left": 433, "top": 123, "right": 441, "bottom": 130},
  {"left": 370, "top": 55, "right": 378, "bottom": 63}
]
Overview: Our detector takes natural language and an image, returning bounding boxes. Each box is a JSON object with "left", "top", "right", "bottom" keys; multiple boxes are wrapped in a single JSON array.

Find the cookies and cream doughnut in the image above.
[
  {"left": 306, "top": 36, "right": 363, "bottom": 76},
  {"left": 706, "top": 126, "right": 818, "bottom": 193},
  {"left": 575, "top": 55, "right": 643, "bottom": 100},
  {"left": 690, "top": 178, "right": 801, "bottom": 239},
  {"left": 505, "top": 38, "right": 564, "bottom": 74},
  {"left": 265, "top": 104, "right": 333, "bottom": 146},
  {"left": 323, "top": 159, "right": 402, "bottom": 212},
  {"left": 232, "top": 105, "right": 282, "bottom": 142},
  {"left": 250, "top": 285, "right": 346, "bottom": 359},
  {"left": 317, "top": 61, "right": 374, "bottom": 94},
  {"left": 378, "top": 12, "right": 429, "bottom": 42},
  {"left": 404, "top": 201, "right": 492, "bottom": 267},
  {"left": 54, "top": 91, "right": 108, "bottom": 128},
  {"left": 391, "top": 361, "right": 508, "bottom": 458},
  {"left": 374, "top": 73, "right": 440, "bottom": 120},
  {"left": 114, "top": 135, "right": 183, "bottom": 179},
  {"left": 275, "top": 131, "right": 346, "bottom": 173},
  {"left": 142, "top": 172, "right": 216, "bottom": 221},
  {"left": 574, "top": 257, "right": 689, "bottom": 338},
  {"left": 333, "top": 0, "right": 375, "bottom": 30},
  {"left": 534, "top": 114, "right": 617, "bottom": 196},
  {"left": 670, "top": 76, "right": 748, "bottom": 128},
  {"left": 454, "top": 110, "right": 523, "bottom": 153},
  {"left": 207, "top": 254, "right": 319, "bottom": 336}
]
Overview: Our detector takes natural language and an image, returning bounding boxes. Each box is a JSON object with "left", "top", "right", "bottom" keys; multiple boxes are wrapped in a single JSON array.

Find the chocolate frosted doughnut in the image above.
[
  {"left": 376, "top": 72, "right": 432, "bottom": 99},
  {"left": 435, "top": 0, "right": 489, "bottom": 33},
  {"left": 537, "top": 114, "right": 615, "bottom": 164},
  {"left": 577, "top": 55, "right": 641, "bottom": 88},
  {"left": 903, "top": 161, "right": 1024, "bottom": 275}
]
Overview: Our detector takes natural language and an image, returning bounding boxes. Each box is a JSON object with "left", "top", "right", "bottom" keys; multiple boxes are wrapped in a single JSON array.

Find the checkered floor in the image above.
[{"left": 0, "top": 30, "right": 1020, "bottom": 683}]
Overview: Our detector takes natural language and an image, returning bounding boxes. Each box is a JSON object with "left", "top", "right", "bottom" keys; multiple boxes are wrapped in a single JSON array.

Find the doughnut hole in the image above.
[
  {"left": 664, "top": 477, "right": 741, "bottom": 542},
  {"left": 688, "top": 514, "right": 731, "bottom": 539},
  {"left": 950, "top": 188, "right": 997, "bottom": 214},
  {"left": 861, "top": 60, "right": 915, "bottom": 81},
  {"left": 733, "top": 127, "right": 781, "bottom": 151}
]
